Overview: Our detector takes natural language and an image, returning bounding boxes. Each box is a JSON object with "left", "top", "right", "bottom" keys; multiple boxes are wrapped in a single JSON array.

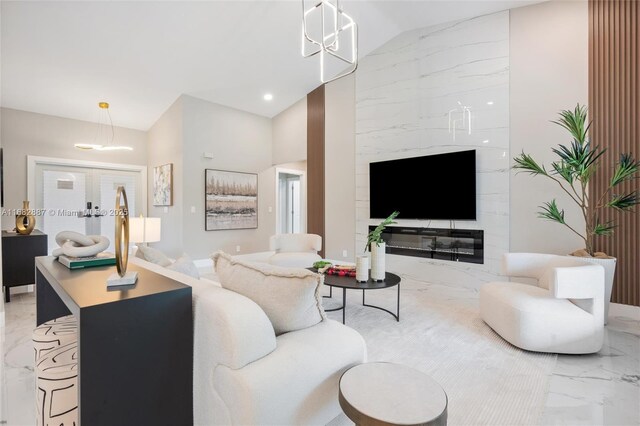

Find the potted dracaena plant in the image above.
[
  {"left": 513, "top": 104, "right": 639, "bottom": 319},
  {"left": 366, "top": 211, "right": 399, "bottom": 281}
]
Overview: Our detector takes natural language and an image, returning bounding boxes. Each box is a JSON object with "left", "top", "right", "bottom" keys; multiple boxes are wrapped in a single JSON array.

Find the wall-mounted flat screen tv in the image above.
[{"left": 369, "top": 150, "right": 476, "bottom": 220}]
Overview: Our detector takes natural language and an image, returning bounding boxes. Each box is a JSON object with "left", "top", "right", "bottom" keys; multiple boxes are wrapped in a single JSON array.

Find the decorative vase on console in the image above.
[
  {"left": 366, "top": 211, "right": 399, "bottom": 282},
  {"left": 15, "top": 200, "right": 36, "bottom": 235}
]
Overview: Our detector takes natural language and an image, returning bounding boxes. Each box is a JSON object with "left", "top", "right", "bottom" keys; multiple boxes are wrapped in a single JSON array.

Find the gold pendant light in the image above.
[{"left": 75, "top": 102, "right": 133, "bottom": 151}]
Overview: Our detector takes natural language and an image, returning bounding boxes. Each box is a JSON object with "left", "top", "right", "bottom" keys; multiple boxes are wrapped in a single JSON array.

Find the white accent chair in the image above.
[
  {"left": 268, "top": 233, "right": 323, "bottom": 268},
  {"left": 480, "top": 253, "right": 605, "bottom": 354}
]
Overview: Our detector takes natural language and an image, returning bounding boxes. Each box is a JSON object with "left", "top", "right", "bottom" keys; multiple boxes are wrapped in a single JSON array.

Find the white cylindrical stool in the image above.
[
  {"left": 32, "top": 315, "right": 77, "bottom": 361},
  {"left": 35, "top": 341, "right": 78, "bottom": 426}
]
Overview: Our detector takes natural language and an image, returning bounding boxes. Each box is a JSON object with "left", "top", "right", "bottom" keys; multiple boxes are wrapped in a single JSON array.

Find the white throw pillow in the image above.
[
  {"left": 136, "top": 244, "right": 172, "bottom": 267},
  {"left": 212, "top": 251, "right": 326, "bottom": 335},
  {"left": 167, "top": 255, "right": 200, "bottom": 279}
]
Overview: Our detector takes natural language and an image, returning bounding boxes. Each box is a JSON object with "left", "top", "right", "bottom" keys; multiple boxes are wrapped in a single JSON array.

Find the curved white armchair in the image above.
[
  {"left": 268, "top": 234, "right": 322, "bottom": 268},
  {"left": 480, "top": 253, "right": 605, "bottom": 354}
]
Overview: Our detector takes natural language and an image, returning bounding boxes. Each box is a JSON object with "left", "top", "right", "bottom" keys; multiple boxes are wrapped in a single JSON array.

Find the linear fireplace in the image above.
[{"left": 370, "top": 226, "right": 484, "bottom": 264}]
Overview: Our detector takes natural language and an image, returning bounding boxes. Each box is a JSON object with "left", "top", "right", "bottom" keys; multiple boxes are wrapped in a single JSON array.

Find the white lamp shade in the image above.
[{"left": 129, "top": 217, "right": 161, "bottom": 243}]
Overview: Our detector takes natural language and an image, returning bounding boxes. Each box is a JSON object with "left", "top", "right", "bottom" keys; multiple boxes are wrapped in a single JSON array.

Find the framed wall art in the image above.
[
  {"left": 153, "top": 163, "right": 173, "bottom": 206},
  {"left": 205, "top": 169, "right": 258, "bottom": 231}
]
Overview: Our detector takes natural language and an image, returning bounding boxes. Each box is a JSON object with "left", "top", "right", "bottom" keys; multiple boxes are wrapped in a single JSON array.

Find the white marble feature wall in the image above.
[{"left": 356, "top": 11, "right": 510, "bottom": 288}]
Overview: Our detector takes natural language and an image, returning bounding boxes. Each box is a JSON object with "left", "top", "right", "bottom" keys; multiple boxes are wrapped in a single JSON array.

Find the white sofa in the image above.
[
  {"left": 268, "top": 233, "right": 323, "bottom": 268},
  {"left": 129, "top": 256, "right": 366, "bottom": 425},
  {"left": 480, "top": 253, "right": 605, "bottom": 354}
]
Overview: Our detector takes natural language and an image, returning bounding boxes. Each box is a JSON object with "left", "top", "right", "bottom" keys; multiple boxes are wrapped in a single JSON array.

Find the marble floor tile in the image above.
[{"left": 2, "top": 289, "right": 639, "bottom": 425}]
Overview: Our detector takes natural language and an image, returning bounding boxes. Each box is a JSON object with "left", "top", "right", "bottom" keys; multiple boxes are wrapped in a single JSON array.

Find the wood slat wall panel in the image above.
[
  {"left": 589, "top": 0, "right": 640, "bottom": 306},
  {"left": 307, "top": 85, "right": 326, "bottom": 257}
]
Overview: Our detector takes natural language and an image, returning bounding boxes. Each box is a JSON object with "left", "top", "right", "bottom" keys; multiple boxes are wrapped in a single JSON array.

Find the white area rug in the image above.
[{"left": 324, "top": 279, "right": 557, "bottom": 426}]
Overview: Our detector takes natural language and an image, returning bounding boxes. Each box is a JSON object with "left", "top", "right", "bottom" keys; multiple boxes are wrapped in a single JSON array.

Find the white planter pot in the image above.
[
  {"left": 578, "top": 256, "right": 617, "bottom": 324},
  {"left": 356, "top": 255, "right": 369, "bottom": 282},
  {"left": 370, "top": 242, "right": 386, "bottom": 281}
]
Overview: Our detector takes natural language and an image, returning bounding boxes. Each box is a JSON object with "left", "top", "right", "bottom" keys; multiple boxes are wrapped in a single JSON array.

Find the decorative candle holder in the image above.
[{"left": 356, "top": 255, "right": 369, "bottom": 283}]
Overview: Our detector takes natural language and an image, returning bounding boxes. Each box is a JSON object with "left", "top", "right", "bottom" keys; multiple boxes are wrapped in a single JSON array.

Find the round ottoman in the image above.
[
  {"left": 339, "top": 362, "right": 448, "bottom": 426},
  {"left": 35, "top": 341, "right": 78, "bottom": 426},
  {"left": 32, "top": 315, "right": 77, "bottom": 361}
]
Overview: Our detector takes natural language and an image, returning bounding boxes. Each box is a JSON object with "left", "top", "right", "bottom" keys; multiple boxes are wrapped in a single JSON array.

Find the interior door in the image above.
[
  {"left": 35, "top": 164, "right": 142, "bottom": 254},
  {"left": 278, "top": 172, "right": 301, "bottom": 234}
]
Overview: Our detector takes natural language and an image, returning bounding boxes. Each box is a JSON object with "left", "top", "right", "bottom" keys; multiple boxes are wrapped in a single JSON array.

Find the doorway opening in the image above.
[{"left": 276, "top": 169, "right": 305, "bottom": 235}]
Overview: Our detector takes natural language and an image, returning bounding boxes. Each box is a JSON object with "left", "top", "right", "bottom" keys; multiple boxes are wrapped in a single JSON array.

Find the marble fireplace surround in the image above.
[{"left": 356, "top": 11, "right": 509, "bottom": 289}]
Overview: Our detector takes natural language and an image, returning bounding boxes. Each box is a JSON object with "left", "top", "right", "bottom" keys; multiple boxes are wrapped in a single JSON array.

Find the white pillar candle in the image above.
[{"left": 356, "top": 255, "right": 369, "bottom": 282}]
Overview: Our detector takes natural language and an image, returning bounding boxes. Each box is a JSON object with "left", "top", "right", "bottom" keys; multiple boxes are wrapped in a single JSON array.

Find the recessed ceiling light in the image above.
[
  {"left": 482, "top": 139, "right": 490, "bottom": 144},
  {"left": 263, "top": 93, "right": 273, "bottom": 101},
  {"left": 487, "top": 101, "right": 494, "bottom": 105}
]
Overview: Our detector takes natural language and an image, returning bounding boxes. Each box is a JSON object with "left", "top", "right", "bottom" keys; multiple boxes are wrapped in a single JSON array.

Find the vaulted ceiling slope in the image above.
[{"left": 1, "top": 0, "right": 542, "bottom": 130}]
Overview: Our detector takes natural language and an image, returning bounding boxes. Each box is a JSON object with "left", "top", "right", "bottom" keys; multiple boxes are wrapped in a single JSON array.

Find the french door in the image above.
[{"left": 34, "top": 164, "right": 143, "bottom": 254}]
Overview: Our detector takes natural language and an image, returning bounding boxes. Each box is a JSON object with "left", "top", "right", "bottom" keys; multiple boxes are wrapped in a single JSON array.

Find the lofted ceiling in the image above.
[{"left": 1, "top": 0, "right": 544, "bottom": 130}]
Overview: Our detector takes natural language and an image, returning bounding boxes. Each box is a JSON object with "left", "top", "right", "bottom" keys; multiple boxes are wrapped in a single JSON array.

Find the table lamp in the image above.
[{"left": 129, "top": 215, "right": 161, "bottom": 246}]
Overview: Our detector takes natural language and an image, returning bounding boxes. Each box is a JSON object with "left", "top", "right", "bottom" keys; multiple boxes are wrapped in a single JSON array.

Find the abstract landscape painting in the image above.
[
  {"left": 205, "top": 169, "right": 258, "bottom": 231},
  {"left": 153, "top": 163, "right": 173, "bottom": 206}
]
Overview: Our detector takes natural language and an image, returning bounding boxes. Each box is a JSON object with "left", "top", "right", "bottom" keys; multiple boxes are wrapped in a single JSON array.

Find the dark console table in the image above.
[
  {"left": 36, "top": 256, "right": 193, "bottom": 426},
  {"left": 2, "top": 230, "right": 48, "bottom": 302}
]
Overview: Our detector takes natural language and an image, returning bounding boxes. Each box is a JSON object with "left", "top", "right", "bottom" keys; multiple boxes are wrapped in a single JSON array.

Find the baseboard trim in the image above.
[{"left": 609, "top": 302, "right": 640, "bottom": 319}]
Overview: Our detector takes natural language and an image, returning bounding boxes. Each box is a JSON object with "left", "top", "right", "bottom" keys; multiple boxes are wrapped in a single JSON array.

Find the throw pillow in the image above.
[
  {"left": 136, "top": 244, "right": 172, "bottom": 267},
  {"left": 167, "top": 255, "right": 200, "bottom": 279},
  {"left": 212, "top": 251, "right": 326, "bottom": 335},
  {"left": 134, "top": 246, "right": 145, "bottom": 260}
]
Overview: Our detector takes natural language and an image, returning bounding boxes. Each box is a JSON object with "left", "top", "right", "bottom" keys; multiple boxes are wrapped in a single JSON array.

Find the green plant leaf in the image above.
[
  {"left": 607, "top": 192, "right": 639, "bottom": 210},
  {"left": 551, "top": 139, "right": 605, "bottom": 182},
  {"left": 551, "top": 104, "right": 590, "bottom": 144},
  {"left": 513, "top": 152, "right": 548, "bottom": 176},
  {"left": 537, "top": 200, "right": 565, "bottom": 224},
  {"left": 593, "top": 220, "right": 616, "bottom": 236},
  {"left": 610, "top": 153, "right": 640, "bottom": 187},
  {"left": 551, "top": 160, "right": 574, "bottom": 184},
  {"left": 365, "top": 210, "right": 399, "bottom": 251}
]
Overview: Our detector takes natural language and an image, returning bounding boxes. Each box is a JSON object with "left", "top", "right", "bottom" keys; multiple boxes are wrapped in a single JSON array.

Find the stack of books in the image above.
[{"left": 57, "top": 253, "right": 116, "bottom": 270}]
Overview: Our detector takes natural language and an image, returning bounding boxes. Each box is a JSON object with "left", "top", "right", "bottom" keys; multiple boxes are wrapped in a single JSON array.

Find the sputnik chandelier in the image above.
[{"left": 301, "top": 0, "right": 358, "bottom": 83}]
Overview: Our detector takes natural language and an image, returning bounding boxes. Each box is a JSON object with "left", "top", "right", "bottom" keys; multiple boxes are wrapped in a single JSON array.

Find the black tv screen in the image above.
[{"left": 369, "top": 150, "right": 476, "bottom": 220}]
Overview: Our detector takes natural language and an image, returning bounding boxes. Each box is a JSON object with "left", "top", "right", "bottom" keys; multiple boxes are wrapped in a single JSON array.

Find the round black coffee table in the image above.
[{"left": 315, "top": 270, "right": 401, "bottom": 325}]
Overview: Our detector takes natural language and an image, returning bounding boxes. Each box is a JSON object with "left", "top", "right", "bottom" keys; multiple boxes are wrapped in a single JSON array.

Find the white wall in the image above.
[
  {"left": 325, "top": 74, "right": 356, "bottom": 261},
  {"left": 181, "top": 95, "right": 273, "bottom": 259},
  {"left": 356, "top": 12, "right": 510, "bottom": 288},
  {"left": 510, "top": 0, "right": 588, "bottom": 254},
  {"left": 146, "top": 95, "right": 276, "bottom": 259},
  {"left": 1, "top": 107, "right": 148, "bottom": 231},
  {"left": 147, "top": 97, "right": 184, "bottom": 257},
  {"left": 272, "top": 97, "right": 306, "bottom": 165}
]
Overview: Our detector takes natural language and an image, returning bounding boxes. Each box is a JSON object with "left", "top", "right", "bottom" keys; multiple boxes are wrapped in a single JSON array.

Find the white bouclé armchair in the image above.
[
  {"left": 480, "top": 253, "right": 605, "bottom": 354},
  {"left": 268, "top": 233, "right": 323, "bottom": 268}
]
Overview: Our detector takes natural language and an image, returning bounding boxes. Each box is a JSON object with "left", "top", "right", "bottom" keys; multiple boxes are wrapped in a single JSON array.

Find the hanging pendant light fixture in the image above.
[
  {"left": 75, "top": 102, "right": 133, "bottom": 151},
  {"left": 301, "top": 0, "right": 358, "bottom": 84}
]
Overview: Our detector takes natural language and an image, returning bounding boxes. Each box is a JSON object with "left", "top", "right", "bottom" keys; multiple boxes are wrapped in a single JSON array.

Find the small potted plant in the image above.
[
  {"left": 513, "top": 104, "right": 638, "bottom": 319},
  {"left": 366, "top": 211, "right": 399, "bottom": 281}
]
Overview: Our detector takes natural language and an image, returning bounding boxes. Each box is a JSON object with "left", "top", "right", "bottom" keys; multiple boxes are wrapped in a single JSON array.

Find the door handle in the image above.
[{"left": 93, "top": 206, "right": 104, "bottom": 217}]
